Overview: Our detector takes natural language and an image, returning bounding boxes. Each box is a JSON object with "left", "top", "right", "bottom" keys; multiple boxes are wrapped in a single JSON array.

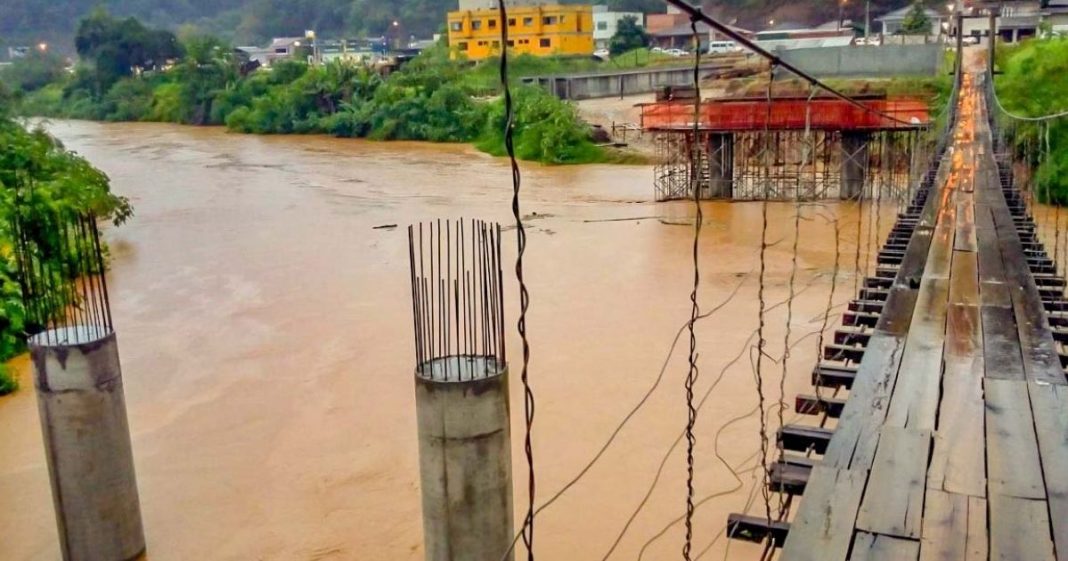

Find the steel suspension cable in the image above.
[
  {"left": 495, "top": 2, "right": 536, "bottom": 558},
  {"left": 682, "top": 15, "right": 703, "bottom": 561},
  {"left": 754, "top": 63, "right": 775, "bottom": 530}
]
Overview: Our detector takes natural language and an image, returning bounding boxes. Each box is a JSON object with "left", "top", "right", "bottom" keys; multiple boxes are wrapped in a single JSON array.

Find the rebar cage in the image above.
[
  {"left": 408, "top": 219, "right": 506, "bottom": 382},
  {"left": 10, "top": 207, "right": 114, "bottom": 346}
]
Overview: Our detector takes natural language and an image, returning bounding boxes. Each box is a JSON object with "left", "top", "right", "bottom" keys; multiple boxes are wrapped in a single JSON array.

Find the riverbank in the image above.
[{"left": 7, "top": 17, "right": 649, "bottom": 167}]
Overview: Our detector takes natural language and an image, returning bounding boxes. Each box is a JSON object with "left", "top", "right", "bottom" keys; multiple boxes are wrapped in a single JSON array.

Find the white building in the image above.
[
  {"left": 953, "top": 1, "right": 1043, "bottom": 43},
  {"left": 592, "top": 5, "right": 644, "bottom": 49}
]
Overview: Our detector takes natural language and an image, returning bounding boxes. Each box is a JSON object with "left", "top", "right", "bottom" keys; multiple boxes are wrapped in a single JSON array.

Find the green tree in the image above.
[
  {"left": 609, "top": 16, "right": 649, "bottom": 56},
  {"left": 900, "top": 3, "right": 931, "bottom": 35},
  {"left": 172, "top": 35, "right": 240, "bottom": 124},
  {"left": 74, "top": 9, "right": 183, "bottom": 95}
]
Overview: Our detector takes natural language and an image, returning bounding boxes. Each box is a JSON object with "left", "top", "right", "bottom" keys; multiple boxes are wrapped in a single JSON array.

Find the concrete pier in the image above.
[
  {"left": 841, "top": 131, "right": 870, "bottom": 200},
  {"left": 31, "top": 328, "right": 145, "bottom": 561},
  {"left": 414, "top": 356, "right": 513, "bottom": 561}
]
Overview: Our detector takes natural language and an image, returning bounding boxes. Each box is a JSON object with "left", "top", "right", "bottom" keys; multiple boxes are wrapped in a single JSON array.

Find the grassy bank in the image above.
[
  {"left": 994, "top": 38, "right": 1068, "bottom": 204},
  {"left": 0, "top": 87, "right": 132, "bottom": 394}
]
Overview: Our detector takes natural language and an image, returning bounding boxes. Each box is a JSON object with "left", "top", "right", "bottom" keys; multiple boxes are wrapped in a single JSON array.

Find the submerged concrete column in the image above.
[
  {"left": 31, "top": 328, "right": 145, "bottom": 561},
  {"left": 841, "top": 131, "right": 870, "bottom": 200},
  {"left": 708, "top": 133, "right": 735, "bottom": 199},
  {"left": 408, "top": 219, "right": 513, "bottom": 561},
  {"left": 415, "top": 357, "right": 514, "bottom": 561}
]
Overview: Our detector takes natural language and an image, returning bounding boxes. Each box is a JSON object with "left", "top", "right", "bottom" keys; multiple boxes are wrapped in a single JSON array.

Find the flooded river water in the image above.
[{"left": 0, "top": 121, "right": 897, "bottom": 560}]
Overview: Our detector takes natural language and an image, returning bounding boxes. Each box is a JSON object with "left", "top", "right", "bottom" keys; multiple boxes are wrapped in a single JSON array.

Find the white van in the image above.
[{"left": 708, "top": 41, "right": 739, "bottom": 54}]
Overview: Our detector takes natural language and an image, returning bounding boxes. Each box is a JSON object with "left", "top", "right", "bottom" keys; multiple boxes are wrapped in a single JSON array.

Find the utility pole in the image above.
[
  {"left": 865, "top": 0, "right": 871, "bottom": 41},
  {"left": 955, "top": 10, "right": 964, "bottom": 89},
  {"left": 988, "top": 5, "right": 998, "bottom": 75}
]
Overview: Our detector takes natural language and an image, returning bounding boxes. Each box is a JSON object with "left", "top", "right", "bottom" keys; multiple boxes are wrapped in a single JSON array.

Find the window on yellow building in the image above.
[
  {"left": 508, "top": 18, "right": 516, "bottom": 26},
  {"left": 540, "top": 38, "right": 551, "bottom": 47},
  {"left": 457, "top": 42, "right": 468, "bottom": 50},
  {"left": 507, "top": 39, "right": 514, "bottom": 47},
  {"left": 492, "top": 40, "right": 500, "bottom": 47},
  {"left": 523, "top": 16, "right": 533, "bottom": 26},
  {"left": 472, "top": 20, "right": 482, "bottom": 30},
  {"left": 543, "top": 16, "right": 557, "bottom": 25},
  {"left": 488, "top": 19, "right": 497, "bottom": 29},
  {"left": 450, "top": 21, "right": 462, "bottom": 31}
]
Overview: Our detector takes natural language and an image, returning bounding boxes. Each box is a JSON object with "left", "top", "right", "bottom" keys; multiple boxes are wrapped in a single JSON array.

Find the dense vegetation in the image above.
[
  {"left": 0, "top": 89, "right": 133, "bottom": 394},
  {"left": 6, "top": 13, "right": 630, "bottom": 165},
  {"left": 994, "top": 38, "right": 1068, "bottom": 204}
]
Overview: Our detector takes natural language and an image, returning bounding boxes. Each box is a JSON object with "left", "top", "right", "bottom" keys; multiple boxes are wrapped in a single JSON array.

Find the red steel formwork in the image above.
[{"left": 639, "top": 97, "right": 931, "bottom": 132}]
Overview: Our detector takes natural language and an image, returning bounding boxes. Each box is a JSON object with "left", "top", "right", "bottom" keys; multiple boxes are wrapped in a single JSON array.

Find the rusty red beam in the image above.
[{"left": 641, "top": 98, "right": 930, "bottom": 132}]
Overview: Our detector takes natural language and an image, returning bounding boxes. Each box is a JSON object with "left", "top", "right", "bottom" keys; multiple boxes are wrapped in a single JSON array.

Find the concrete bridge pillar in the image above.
[
  {"left": 841, "top": 131, "right": 870, "bottom": 200},
  {"left": 415, "top": 357, "right": 514, "bottom": 561},
  {"left": 707, "top": 133, "right": 735, "bottom": 199},
  {"left": 31, "top": 328, "right": 145, "bottom": 561}
]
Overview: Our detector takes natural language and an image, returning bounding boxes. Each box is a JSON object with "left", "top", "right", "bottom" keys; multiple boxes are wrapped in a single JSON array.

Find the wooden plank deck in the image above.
[{"left": 781, "top": 72, "right": 1068, "bottom": 560}]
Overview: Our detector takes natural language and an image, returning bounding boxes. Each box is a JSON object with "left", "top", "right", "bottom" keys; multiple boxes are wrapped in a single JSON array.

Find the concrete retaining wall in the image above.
[
  {"left": 776, "top": 44, "right": 944, "bottom": 78},
  {"left": 522, "top": 64, "right": 719, "bottom": 100}
]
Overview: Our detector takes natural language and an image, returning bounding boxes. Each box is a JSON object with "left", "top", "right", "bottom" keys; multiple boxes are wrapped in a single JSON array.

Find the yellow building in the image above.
[{"left": 447, "top": 4, "right": 594, "bottom": 60}]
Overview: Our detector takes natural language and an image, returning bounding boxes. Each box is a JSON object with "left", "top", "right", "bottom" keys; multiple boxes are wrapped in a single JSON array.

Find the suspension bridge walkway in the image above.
[{"left": 727, "top": 70, "right": 1068, "bottom": 560}]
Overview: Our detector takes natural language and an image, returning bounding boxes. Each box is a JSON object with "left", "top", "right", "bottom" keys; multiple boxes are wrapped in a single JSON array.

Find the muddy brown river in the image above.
[{"left": 0, "top": 121, "right": 897, "bottom": 560}]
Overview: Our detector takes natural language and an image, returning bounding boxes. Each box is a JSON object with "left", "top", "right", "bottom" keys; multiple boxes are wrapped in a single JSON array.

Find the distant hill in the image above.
[{"left": 0, "top": 0, "right": 923, "bottom": 56}]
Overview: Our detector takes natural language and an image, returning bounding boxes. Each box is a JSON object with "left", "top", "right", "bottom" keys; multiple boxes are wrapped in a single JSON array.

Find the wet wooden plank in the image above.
[
  {"left": 1026, "top": 383, "right": 1068, "bottom": 556},
  {"left": 925, "top": 227, "right": 955, "bottom": 279},
  {"left": 927, "top": 306, "right": 985, "bottom": 497},
  {"left": 884, "top": 278, "right": 948, "bottom": 431},
  {"left": 981, "top": 306, "right": 1024, "bottom": 381},
  {"left": 919, "top": 491, "right": 986, "bottom": 561},
  {"left": 780, "top": 466, "right": 867, "bottom": 561},
  {"left": 975, "top": 205, "right": 1005, "bottom": 283},
  {"left": 948, "top": 252, "right": 978, "bottom": 306},
  {"left": 851, "top": 532, "right": 919, "bottom": 561},
  {"left": 954, "top": 200, "right": 977, "bottom": 252},
  {"left": 985, "top": 379, "right": 1045, "bottom": 500},
  {"left": 856, "top": 427, "right": 931, "bottom": 539},
  {"left": 989, "top": 495, "right": 1054, "bottom": 561},
  {"left": 824, "top": 288, "right": 916, "bottom": 471},
  {"left": 979, "top": 281, "right": 1012, "bottom": 308},
  {"left": 986, "top": 173, "right": 1066, "bottom": 386}
]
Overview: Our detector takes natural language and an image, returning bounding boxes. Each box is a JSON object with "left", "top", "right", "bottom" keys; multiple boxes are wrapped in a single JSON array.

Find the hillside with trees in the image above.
[{"left": 2, "top": 0, "right": 927, "bottom": 55}]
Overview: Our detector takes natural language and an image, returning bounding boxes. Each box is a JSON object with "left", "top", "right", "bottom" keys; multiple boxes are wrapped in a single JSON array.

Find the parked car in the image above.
[
  {"left": 708, "top": 40, "right": 740, "bottom": 54},
  {"left": 593, "top": 48, "right": 610, "bottom": 58},
  {"left": 650, "top": 46, "right": 664, "bottom": 53},
  {"left": 665, "top": 48, "right": 688, "bottom": 57},
  {"left": 962, "top": 36, "right": 980, "bottom": 45}
]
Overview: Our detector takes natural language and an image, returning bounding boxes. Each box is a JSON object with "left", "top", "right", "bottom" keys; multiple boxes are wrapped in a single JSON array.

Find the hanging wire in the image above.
[
  {"left": 774, "top": 85, "right": 815, "bottom": 519},
  {"left": 682, "top": 14, "right": 703, "bottom": 561},
  {"left": 851, "top": 146, "right": 865, "bottom": 296},
  {"left": 753, "top": 62, "right": 776, "bottom": 530},
  {"left": 494, "top": 2, "right": 536, "bottom": 558}
]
